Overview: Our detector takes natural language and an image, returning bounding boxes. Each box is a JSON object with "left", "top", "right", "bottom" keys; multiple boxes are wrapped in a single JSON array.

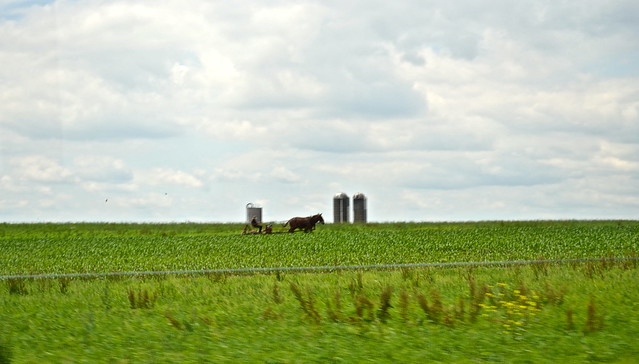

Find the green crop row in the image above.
[{"left": 1, "top": 221, "right": 637, "bottom": 276}]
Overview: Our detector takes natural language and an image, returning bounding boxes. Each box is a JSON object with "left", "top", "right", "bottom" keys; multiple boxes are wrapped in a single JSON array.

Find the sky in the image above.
[{"left": 1, "top": 0, "right": 638, "bottom": 223}]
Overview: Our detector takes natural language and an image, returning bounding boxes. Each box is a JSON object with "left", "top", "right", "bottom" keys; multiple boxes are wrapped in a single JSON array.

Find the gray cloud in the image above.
[{"left": 1, "top": 0, "right": 638, "bottom": 222}]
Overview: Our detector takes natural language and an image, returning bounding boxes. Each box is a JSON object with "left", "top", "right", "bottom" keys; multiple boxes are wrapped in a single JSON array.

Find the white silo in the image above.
[{"left": 246, "top": 203, "right": 262, "bottom": 224}]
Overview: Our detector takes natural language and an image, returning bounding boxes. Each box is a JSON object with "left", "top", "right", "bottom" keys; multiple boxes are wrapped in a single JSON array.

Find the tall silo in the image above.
[
  {"left": 353, "top": 193, "right": 367, "bottom": 223},
  {"left": 246, "top": 203, "right": 262, "bottom": 224},
  {"left": 333, "top": 193, "right": 349, "bottom": 223}
]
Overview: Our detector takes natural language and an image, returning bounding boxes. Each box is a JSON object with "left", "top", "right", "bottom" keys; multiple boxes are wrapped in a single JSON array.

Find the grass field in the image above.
[{"left": 1, "top": 221, "right": 638, "bottom": 363}]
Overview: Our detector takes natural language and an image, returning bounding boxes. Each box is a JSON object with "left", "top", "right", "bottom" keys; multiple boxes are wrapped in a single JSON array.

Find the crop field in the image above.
[{"left": 1, "top": 220, "right": 638, "bottom": 363}]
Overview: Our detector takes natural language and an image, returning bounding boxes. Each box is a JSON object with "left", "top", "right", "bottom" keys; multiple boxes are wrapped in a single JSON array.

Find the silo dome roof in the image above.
[
  {"left": 334, "top": 192, "right": 349, "bottom": 199},
  {"left": 353, "top": 193, "right": 366, "bottom": 199}
]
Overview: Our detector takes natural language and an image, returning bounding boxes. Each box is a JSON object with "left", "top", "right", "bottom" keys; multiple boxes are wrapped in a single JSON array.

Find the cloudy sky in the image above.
[{"left": 1, "top": 0, "right": 638, "bottom": 223}]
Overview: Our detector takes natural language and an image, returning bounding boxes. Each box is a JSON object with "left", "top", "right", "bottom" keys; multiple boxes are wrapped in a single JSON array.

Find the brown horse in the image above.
[{"left": 283, "top": 213, "right": 325, "bottom": 233}]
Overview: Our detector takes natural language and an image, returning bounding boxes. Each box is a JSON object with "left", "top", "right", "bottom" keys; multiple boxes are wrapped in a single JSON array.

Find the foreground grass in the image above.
[
  {"left": 2, "top": 264, "right": 638, "bottom": 363},
  {"left": 1, "top": 221, "right": 638, "bottom": 362}
]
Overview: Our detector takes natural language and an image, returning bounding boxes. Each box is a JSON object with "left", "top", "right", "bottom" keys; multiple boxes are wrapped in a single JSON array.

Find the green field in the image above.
[{"left": 1, "top": 221, "right": 638, "bottom": 363}]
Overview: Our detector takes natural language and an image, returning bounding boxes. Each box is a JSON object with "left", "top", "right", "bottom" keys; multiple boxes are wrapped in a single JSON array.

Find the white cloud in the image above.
[
  {"left": 9, "top": 155, "right": 73, "bottom": 183},
  {"left": 136, "top": 168, "right": 204, "bottom": 188},
  {"left": 270, "top": 166, "right": 302, "bottom": 184},
  {"left": 74, "top": 155, "right": 132, "bottom": 183}
]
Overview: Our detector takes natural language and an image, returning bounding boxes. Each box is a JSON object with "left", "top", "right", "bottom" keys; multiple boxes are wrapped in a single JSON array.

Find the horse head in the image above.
[{"left": 315, "top": 213, "right": 325, "bottom": 225}]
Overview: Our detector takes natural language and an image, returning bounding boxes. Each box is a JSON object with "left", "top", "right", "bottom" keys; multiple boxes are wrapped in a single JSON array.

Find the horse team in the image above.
[
  {"left": 283, "top": 213, "right": 324, "bottom": 233},
  {"left": 243, "top": 213, "right": 325, "bottom": 234}
]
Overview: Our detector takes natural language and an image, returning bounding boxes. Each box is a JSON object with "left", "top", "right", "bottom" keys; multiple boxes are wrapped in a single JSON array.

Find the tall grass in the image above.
[{"left": 1, "top": 221, "right": 638, "bottom": 362}]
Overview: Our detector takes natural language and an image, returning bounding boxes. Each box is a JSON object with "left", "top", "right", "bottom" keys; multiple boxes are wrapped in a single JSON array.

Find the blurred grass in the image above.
[{"left": 1, "top": 264, "right": 638, "bottom": 362}]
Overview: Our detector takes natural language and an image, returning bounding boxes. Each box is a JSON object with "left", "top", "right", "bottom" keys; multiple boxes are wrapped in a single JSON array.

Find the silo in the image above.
[
  {"left": 353, "top": 193, "right": 367, "bottom": 223},
  {"left": 246, "top": 203, "right": 262, "bottom": 224},
  {"left": 333, "top": 193, "right": 349, "bottom": 223}
]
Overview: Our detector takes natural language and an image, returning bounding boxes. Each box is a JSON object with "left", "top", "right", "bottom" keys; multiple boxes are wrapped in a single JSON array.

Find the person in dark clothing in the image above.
[{"left": 251, "top": 216, "right": 262, "bottom": 233}]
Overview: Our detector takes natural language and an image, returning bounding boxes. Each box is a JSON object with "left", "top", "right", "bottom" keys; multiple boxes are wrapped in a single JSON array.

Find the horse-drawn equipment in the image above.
[{"left": 242, "top": 213, "right": 324, "bottom": 234}]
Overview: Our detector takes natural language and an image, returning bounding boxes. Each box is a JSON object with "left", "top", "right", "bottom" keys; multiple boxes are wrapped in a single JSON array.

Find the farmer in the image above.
[{"left": 251, "top": 216, "right": 262, "bottom": 233}]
